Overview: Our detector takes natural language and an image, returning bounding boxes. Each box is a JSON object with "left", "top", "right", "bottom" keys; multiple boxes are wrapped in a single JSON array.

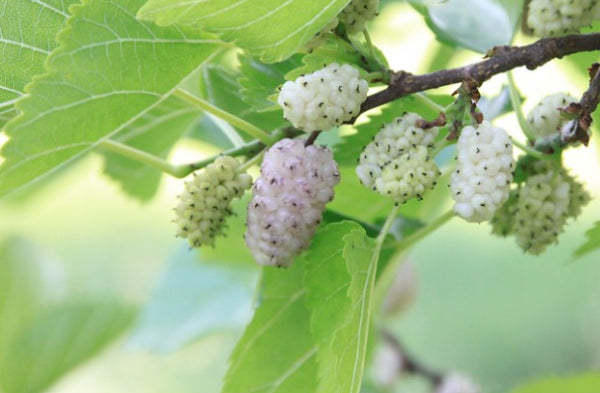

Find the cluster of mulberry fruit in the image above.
[
  {"left": 491, "top": 163, "right": 590, "bottom": 254},
  {"left": 174, "top": 156, "right": 252, "bottom": 248},
  {"left": 527, "top": 0, "right": 600, "bottom": 36},
  {"left": 451, "top": 122, "right": 515, "bottom": 223},
  {"left": 277, "top": 63, "right": 368, "bottom": 132},
  {"left": 244, "top": 138, "right": 340, "bottom": 267},
  {"left": 356, "top": 112, "right": 441, "bottom": 204}
]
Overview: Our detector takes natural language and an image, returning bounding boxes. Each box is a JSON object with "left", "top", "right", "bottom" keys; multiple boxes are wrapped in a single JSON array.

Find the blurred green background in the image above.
[{"left": 1, "top": 2, "right": 600, "bottom": 393}]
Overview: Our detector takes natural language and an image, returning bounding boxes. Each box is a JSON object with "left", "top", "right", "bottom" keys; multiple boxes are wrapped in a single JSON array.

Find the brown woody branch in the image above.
[{"left": 361, "top": 33, "right": 600, "bottom": 114}]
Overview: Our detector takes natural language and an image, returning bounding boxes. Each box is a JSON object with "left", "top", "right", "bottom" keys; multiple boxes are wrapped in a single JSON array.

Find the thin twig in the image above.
[{"left": 360, "top": 33, "right": 600, "bottom": 114}]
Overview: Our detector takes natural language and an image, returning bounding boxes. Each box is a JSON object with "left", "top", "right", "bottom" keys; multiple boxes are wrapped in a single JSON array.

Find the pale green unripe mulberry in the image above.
[
  {"left": 490, "top": 188, "right": 520, "bottom": 237},
  {"left": 277, "top": 63, "right": 368, "bottom": 132},
  {"left": 564, "top": 172, "right": 591, "bottom": 217},
  {"left": 339, "top": 0, "right": 380, "bottom": 34},
  {"left": 527, "top": 0, "right": 600, "bottom": 37},
  {"left": 514, "top": 171, "right": 570, "bottom": 254},
  {"left": 245, "top": 139, "right": 340, "bottom": 267},
  {"left": 356, "top": 113, "right": 439, "bottom": 188},
  {"left": 374, "top": 145, "right": 440, "bottom": 204},
  {"left": 527, "top": 93, "right": 576, "bottom": 143},
  {"left": 175, "top": 156, "right": 252, "bottom": 248},
  {"left": 451, "top": 122, "right": 515, "bottom": 223}
]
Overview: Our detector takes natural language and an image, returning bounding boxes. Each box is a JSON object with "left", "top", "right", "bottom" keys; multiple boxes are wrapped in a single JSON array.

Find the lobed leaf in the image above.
[
  {"left": 301, "top": 222, "right": 356, "bottom": 392},
  {"left": 221, "top": 263, "right": 318, "bottom": 393},
  {"left": 0, "top": 0, "right": 223, "bottom": 197},
  {"left": 136, "top": 0, "right": 352, "bottom": 62},
  {"left": 0, "top": 0, "right": 77, "bottom": 127}
]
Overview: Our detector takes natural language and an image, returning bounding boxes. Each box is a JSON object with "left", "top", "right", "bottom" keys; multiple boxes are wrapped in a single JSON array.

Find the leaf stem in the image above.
[
  {"left": 373, "top": 209, "right": 454, "bottom": 314},
  {"left": 511, "top": 137, "right": 545, "bottom": 159},
  {"left": 174, "top": 88, "right": 277, "bottom": 145},
  {"left": 98, "top": 139, "right": 187, "bottom": 177},
  {"left": 507, "top": 71, "right": 537, "bottom": 142},
  {"left": 99, "top": 136, "right": 269, "bottom": 179}
]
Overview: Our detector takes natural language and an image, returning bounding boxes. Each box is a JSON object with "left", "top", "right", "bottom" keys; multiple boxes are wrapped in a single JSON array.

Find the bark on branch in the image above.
[{"left": 361, "top": 33, "right": 600, "bottom": 114}]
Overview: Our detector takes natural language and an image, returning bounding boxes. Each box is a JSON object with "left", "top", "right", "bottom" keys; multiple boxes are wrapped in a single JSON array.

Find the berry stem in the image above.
[
  {"left": 511, "top": 137, "right": 545, "bottom": 159},
  {"left": 429, "top": 136, "right": 452, "bottom": 157},
  {"left": 174, "top": 88, "right": 277, "bottom": 146},
  {"left": 362, "top": 29, "right": 378, "bottom": 65},
  {"left": 373, "top": 209, "right": 454, "bottom": 313},
  {"left": 413, "top": 93, "right": 445, "bottom": 114},
  {"left": 507, "top": 71, "right": 538, "bottom": 142}
]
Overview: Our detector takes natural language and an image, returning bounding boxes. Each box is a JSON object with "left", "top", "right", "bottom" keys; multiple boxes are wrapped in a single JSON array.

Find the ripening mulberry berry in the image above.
[
  {"left": 339, "top": 0, "right": 380, "bottom": 34},
  {"left": 490, "top": 188, "right": 520, "bottom": 237},
  {"left": 374, "top": 145, "right": 440, "bottom": 204},
  {"left": 527, "top": 0, "right": 600, "bottom": 37},
  {"left": 277, "top": 63, "right": 368, "bottom": 132},
  {"left": 356, "top": 113, "right": 439, "bottom": 188},
  {"left": 451, "top": 122, "right": 515, "bottom": 223},
  {"left": 175, "top": 156, "right": 252, "bottom": 248},
  {"left": 564, "top": 172, "right": 591, "bottom": 218},
  {"left": 527, "top": 93, "right": 576, "bottom": 143},
  {"left": 245, "top": 138, "right": 340, "bottom": 267},
  {"left": 514, "top": 170, "right": 570, "bottom": 254}
]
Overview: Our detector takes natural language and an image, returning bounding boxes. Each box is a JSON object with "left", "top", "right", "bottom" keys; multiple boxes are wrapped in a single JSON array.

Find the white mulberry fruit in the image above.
[
  {"left": 277, "top": 63, "right": 368, "bottom": 132},
  {"left": 245, "top": 138, "right": 340, "bottom": 267},
  {"left": 374, "top": 145, "right": 440, "bottom": 204},
  {"left": 451, "top": 122, "right": 515, "bottom": 223},
  {"left": 527, "top": 93, "right": 576, "bottom": 142},
  {"left": 527, "top": 0, "right": 600, "bottom": 37},
  {"left": 339, "top": 0, "right": 380, "bottom": 34},
  {"left": 175, "top": 156, "right": 252, "bottom": 248},
  {"left": 356, "top": 113, "right": 439, "bottom": 188},
  {"left": 514, "top": 170, "right": 570, "bottom": 254}
]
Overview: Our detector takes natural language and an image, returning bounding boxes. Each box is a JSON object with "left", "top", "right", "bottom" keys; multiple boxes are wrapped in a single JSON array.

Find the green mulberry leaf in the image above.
[
  {"left": 0, "top": 0, "right": 222, "bottom": 197},
  {"left": 137, "top": 0, "right": 352, "bottom": 62}
]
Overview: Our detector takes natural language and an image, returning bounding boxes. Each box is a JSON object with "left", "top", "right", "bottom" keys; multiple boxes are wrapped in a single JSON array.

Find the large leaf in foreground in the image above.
[
  {"left": 327, "top": 226, "right": 377, "bottom": 393},
  {"left": 137, "top": 0, "right": 351, "bottom": 62},
  {"left": 221, "top": 264, "right": 318, "bottom": 393},
  {"left": 0, "top": 0, "right": 76, "bottom": 127},
  {"left": 1, "top": 302, "right": 134, "bottom": 393},
  {"left": 0, "top": 0, "right": 222, "bottom": 197},
  {"left": 302, "top": 221, "right": 376, "bottom": 393}
]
